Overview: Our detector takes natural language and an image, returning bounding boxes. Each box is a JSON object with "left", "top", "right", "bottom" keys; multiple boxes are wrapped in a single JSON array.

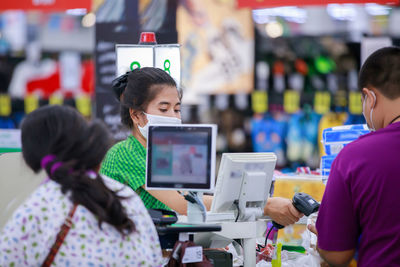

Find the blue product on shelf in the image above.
[
  {"left": 251, "top": 114, "right": 288, "bottom": 167},
  {"left": 320, "top": 154, "right": 336, "bottom": 177},
  {"left": 0, "top": 117, "right": 16, "bottom": 129},
  {"left": 12, "top": 112, "right": 26, "bottom": 128},
  {"left": 322, "top": 124, "right": 369, "bottom": 155},
  {"left": 344, "top": 114, "right": 365, "bottom": 125}
]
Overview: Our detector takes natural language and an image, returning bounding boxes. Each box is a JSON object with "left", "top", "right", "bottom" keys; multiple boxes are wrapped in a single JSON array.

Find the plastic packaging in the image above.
[
  {"left": 321, "top": 124, "right": 369, "bottom": 182},
  {"left": 322, "top": 124, "right": 369, "bottom": 155},
  {"left": 320, "top": 155, "right": 336, "bottom": 177}
]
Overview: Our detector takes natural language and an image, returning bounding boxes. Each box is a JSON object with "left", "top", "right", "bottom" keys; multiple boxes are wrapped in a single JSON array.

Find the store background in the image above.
[{"left": 0, "top": 0, "right": 400, "bottom": 171}]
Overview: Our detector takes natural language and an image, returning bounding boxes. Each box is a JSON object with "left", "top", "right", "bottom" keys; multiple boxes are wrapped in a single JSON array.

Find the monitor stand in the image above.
[
  {"left": 186, "top": 191, "right": 207, "bottom": 223},
  {"left": 236, "top": 171, "right": 266, "bottom": 221},
  {"left": 206, "top": 171, "right": 266, "bottom": 223}
]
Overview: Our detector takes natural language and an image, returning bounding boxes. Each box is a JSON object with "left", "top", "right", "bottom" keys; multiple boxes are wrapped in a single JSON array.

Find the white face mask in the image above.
[
  {"left": 138, "top": 113, "right": 182, "bottom": 139},
  {"left": 362, "top": 91, "right": 376, "bottom": 132}
]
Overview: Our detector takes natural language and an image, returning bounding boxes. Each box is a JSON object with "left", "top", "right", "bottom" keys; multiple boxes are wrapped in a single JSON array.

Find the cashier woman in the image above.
[{"left": 100, "top": 67, "right": 302, "bottom": 226}]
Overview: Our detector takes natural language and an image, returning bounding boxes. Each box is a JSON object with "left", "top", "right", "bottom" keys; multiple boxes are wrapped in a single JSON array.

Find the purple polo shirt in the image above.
[{"left": 316, "top": 121, "right": 400, "bottom": 266}]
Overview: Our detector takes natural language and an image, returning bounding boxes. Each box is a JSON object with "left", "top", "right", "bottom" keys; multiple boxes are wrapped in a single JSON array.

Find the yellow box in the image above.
[
  {"left": 273, "top": 175, "right": 326, "bottom": 202},
  {"left": 273, "top": 175, "right": 325, "bottom": 245}
]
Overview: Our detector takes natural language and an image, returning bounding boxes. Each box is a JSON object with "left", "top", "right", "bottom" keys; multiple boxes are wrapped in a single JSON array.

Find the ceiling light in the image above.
[
  {"left": 265, "top": 21, "right": 284, "bottom": 38},
  {"left": 82, "top": 13, "right": 96, "bottom": 28}
]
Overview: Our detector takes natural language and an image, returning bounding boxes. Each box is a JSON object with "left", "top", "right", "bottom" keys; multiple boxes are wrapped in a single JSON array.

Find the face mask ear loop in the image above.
[
  {"left": 131, "top": 110, "right": 147, "bottom": 128},
  {"left": 137, "top": 112, "right": 149, "bottom": 140},
  {"left": 141, "top": 112, "right": 148, "bottom": 127},
  {"left": 369, "top": 91, "right": 377, "bottom": 131}
]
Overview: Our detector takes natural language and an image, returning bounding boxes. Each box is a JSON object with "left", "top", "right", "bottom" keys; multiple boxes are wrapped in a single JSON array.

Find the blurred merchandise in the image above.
[
  {"left": 2, "top": 11, "right": 27, "bottom": 53},
  {"left": 320, "top": 155, "right": 335, "bottom": 177},
  {"left": 286, "top": 108, "right": 320, "bottom": 167},
  {"left": 178, "top": 0, "right": 254, "bottom": 104},
  {"left": 0, "top": 1, "right": 399, "bottom": 171},
  {"left": 0, "top": 7, "right": 95, "bottom": 129},
  {"left": 318, "top": 112, "right": 348, "bottom": 157},
  {"left": 251, "top": 113, "right": 288, "bottom": 167},
  {"left": 322, "top": 124, "right": 369, "bottom": 156},
  {"left": 320, "top": 124, "right": 370, "bottom": 181},
  {"left": 0, "top": 129, "right": 21, "bottom": 153},
  {"left": 273, "top": 174, "right": 325, "bottom": 203}
]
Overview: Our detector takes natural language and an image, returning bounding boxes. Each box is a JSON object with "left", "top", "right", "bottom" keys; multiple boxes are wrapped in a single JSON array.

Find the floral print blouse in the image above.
[{"left": 0, "top": 175, "right": 162, "bottom": 267}]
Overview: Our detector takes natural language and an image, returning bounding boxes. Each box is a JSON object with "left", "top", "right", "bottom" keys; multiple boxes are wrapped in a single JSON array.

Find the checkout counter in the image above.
[
  {"left": 153, "top": 215, "right": 269, "bottom": 266},
  {"left": 145, "top": 125, "right": 279, "bottom": 266}
]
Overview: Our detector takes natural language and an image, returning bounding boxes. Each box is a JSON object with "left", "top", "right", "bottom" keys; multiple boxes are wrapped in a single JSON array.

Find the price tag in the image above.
[
  {"left": 25, "top": 95, "right": 39, "bottom": 114},
  {"left": 251, "top": 91, "right": 268, "bottom": 114},
  {"left": 284, "top": 90, "right": 300, "bottom": 114},
  {"left": 349, "top": 91, "right": 363, "bottom": 115},
  {"left": 182, "top": 246, "right": 203, "bottom": 264},
  {"left": 0, "top": 94, "right": 11, "bottom": 117},
  {"left": 314, "top": 91, "right": 331, "bottom": 115},
  {"left": 75, "top": 95, "right": 92, "bottom": 117},
  {"left": 49, "top": 95, "right": 64, "bottom": 106}
]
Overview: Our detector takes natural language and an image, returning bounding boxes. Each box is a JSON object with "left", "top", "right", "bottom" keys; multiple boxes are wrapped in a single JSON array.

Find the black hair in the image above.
[
  {"left": 359, "top": 46, "right": 400, "bottom": 99},
  {"left": 21, "top": 105, "right": 135, "bottom": 235},
  {"left": 111, "top": 67, "right": 179, "bottom": 128}
]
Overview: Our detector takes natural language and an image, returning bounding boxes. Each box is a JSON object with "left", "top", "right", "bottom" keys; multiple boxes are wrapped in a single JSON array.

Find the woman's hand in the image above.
[{"left": 264, "top": 197, "right": 303, "bottom": 226}]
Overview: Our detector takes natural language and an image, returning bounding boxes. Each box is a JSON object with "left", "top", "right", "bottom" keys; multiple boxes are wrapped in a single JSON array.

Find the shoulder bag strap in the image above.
[{"left": 41, "top": 203, "right": 78, "bottom": 267}]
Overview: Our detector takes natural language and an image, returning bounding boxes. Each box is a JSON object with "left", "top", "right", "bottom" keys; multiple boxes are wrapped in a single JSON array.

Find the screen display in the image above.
[{"left": 147, "top": 126, "right": 213, "bottom": 190}]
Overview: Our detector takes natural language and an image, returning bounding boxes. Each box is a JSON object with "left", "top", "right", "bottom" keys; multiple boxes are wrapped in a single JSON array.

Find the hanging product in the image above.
[{"left": 251, "top": 113, "right": 288, "bottom": 167}]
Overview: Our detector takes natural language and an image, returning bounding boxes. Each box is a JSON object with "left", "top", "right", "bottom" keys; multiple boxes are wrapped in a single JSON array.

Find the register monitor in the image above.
[
  {"left": 209, "top": 153, "right": 277, "bottom": 222},
  {"left": 146, "top": 124, "right": 216, "bottom": 192}
]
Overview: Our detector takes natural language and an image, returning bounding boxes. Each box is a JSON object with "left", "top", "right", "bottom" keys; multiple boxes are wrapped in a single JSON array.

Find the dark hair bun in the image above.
[{"left": 111, "top": 72, "right": 130, "bottom": 101}]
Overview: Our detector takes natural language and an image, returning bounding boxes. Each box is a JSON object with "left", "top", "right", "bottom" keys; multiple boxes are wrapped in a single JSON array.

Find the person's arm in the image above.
[
  {"left": 203, "top": 195, "right": 213, "bottom": 210},
  {"left": 317, "top": 248, "right": 355, "bottom": 267},
  {"left": 308, "top": 224, "right": 355, "bottom": 267},
  {"left": 147, "top": 186, "right": 301, "bottom": 224},
  {"left": 264, "top": 197, "right": 303, "bottom": 226},
  {"left": 146, "top": 189, "right": 213, "bottom": 215},
  {"left": 146, "top": 189, "right": 188, "bottom": 215},
  {"left": 314, "top": 155, "right": 358, "bottom": 265}
]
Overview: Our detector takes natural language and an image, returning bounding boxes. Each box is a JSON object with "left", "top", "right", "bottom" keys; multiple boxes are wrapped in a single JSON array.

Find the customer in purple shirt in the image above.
[{"left": 308, "top": 46, "right": 400, "bottom": 267}]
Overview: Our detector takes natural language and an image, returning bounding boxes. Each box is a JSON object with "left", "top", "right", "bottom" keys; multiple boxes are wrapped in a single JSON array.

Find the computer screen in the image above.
[
  {"left": 146, "top": 124, "right": 216, "bottom": 191},
  {"left": 210, "top": 153, "right": 276, "bottom": 220}
]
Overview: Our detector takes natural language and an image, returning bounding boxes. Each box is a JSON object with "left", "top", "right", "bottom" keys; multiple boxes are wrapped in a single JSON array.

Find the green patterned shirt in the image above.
[{"left": 100, "top": 135, "right": 170, "bottom": 210}]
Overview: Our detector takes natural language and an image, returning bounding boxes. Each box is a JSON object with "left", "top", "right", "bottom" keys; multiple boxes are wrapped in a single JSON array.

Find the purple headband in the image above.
[
  {"left": 40, "top": 155, "right": 56, "bottom": 169},
  {"left": 41, "top": 154, "right": 95, "bottom": 177},
  {"left": 50, "top": 162, "right": 63, "bottom": 175},
  {"left": 40, "top": 154, "right": 63, "bottom": 175}
]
